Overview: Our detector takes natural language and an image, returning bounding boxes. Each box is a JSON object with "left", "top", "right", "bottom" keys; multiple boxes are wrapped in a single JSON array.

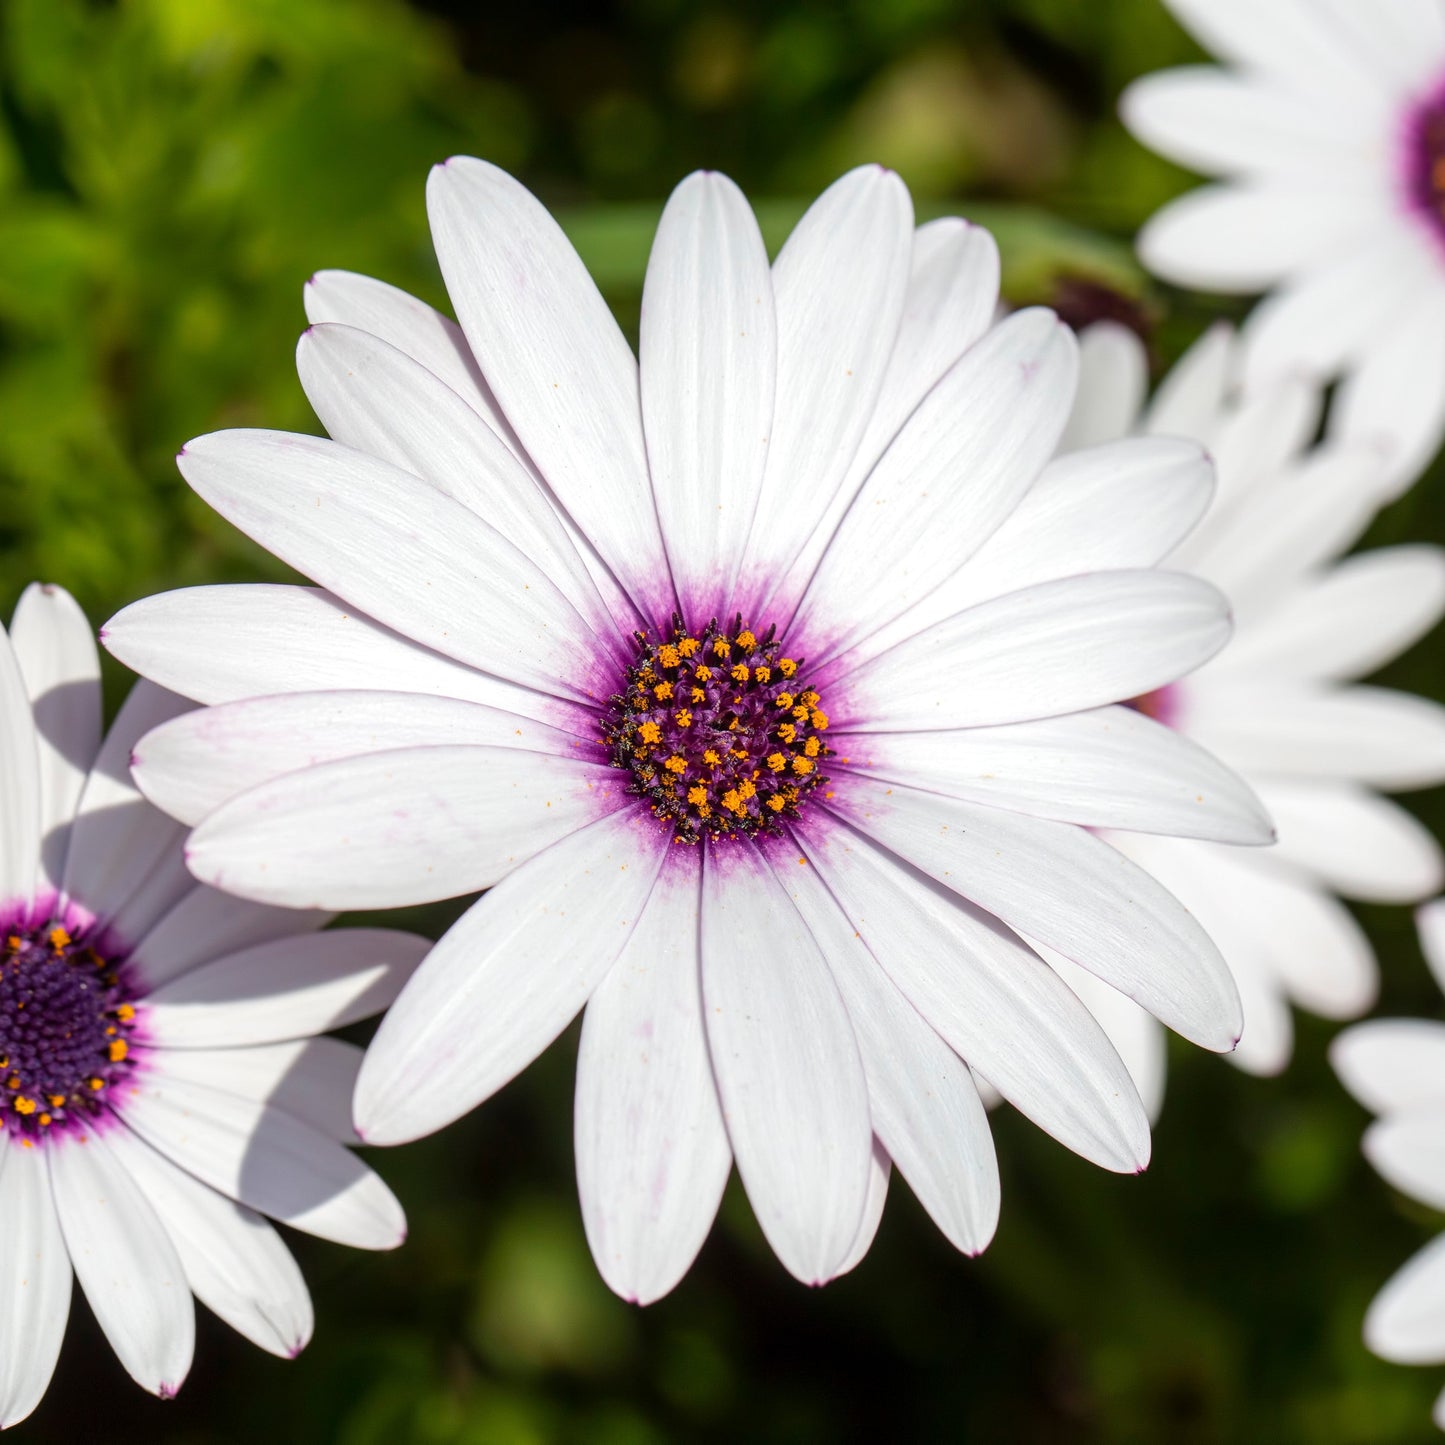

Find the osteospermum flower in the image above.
[
  {"left": 105, "top": 159, "right": 1270, "bottom": 1300},
  {"left": 0, "top": 584, "right": 418, "bottom": 1428},
  {"left": 1333, "top": 901, "right": 1445, "bottom": 1431},
  {"left": 1123, "top": 0, "right": 1445, "bottom": 490},
  {"left": 1056, "top": 321, "right": 1445, "bottom": 1110}
]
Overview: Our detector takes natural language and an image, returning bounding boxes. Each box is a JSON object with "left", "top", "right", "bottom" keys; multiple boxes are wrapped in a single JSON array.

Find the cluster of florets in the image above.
[
  {"left": 603, "top": 613, "right": 831, "bottom": 843},
  {"left": 1407, "top": 84, "right": 1445, "bottom": 226},
  {"left": 0, "top": 918, "right": 138, "bottom": 1143}
]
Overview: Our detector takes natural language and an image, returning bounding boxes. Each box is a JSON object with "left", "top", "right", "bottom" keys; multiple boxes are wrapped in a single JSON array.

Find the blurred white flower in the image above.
[
  {"left": 1333, "top": 899, "right": 1445, "bottom": 1432},
  {"left": 0, "top": 584, "right": 415, "bottom": 1429},
  {"left": 1123, "top": 0, "right": 1445, "bottom": 491},
  {"left": 106, "top": 160, "right": 1267, "bottom": 1302},
  {"left": 1057, "top": 321, "right": 1445, "bottom": 1114}
]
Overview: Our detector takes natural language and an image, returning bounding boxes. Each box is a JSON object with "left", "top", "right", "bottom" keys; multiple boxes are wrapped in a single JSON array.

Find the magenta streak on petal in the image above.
[{"left": 1124, "top": 682, "right": 1180, "bottom": 730}]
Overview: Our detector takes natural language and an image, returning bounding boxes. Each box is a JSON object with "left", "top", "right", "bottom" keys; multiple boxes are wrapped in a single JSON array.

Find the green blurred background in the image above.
[{"left": 3, "top": 0, "right": 1444, "bottom": 1440}]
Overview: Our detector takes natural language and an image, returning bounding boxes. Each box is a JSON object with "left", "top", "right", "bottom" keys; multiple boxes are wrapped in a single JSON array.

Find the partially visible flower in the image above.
[
  {"left": 107, "top": 160, "right": 1268, "bottom": 1302},
  {"left": 1056, "top": 321, "right": 1445, "bottom": 1112},
  {"left": 1123, "top": 0, "right": 1445, "bottom": 491},
  {"left": 0, "top": 584, "right": 417, "bottom": 1429},
  {"left": 1333, "top": 900, "right": 1445, "bottom": 1432}
]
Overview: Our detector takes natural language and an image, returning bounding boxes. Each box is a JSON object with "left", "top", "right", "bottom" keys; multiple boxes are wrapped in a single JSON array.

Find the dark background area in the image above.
[{"left": 2, "top": 1, "right": 1442, "bottom": 1440}]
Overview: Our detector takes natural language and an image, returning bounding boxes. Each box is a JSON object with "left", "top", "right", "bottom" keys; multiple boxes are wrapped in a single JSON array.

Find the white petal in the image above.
[
  {"left": 640, "top": 171, "right": 775, "bottom": 608},
  {"left": 1200, "top": 376, "right": 1322, "bottom": 518},
  {"left": 1109, "top": 830, "right": 1299, "bottom": 1076},
  {"left": 1142, "top": 321, "right": 1233, "bottom": 442},
  {"left": 115, "top": 1131, "right": 312, "bottom": 1359},
  {"left": 297, "top": 324, "right": 613, "bottom": 632},
  {"left": 1237, "top": 231, "right": 1435, "bottom": 392},
  {"left": 832, "top": 1143, "right": 891, "bottom": 1279},
  {"left": 1253, "top": 781, "right": 1442, "bottom": 903},
  {"left": 841, "top": 219, "right": 1001, "bottom": 492},
  {"left": 1213, "top": 545, "right": 1445, "bottom": 683},
  {"left": 145, "top": 929, "right": 428, "bottom": 1048},
  {"left": 1365, "top": 1112, "right": 1445, "bottom": 1212},
  {"left": 831, "top": 780, "right": 1241, "bottom": 1050},
  {"left": 858, "top": 438, "right": 1214, "bottom": 658},
  {"left": 779, "top": 220, "right": 1002, "bottom": 614},
  {"left": 775, "top": 849, "right": 1000, "bottom": 1253},
  {"left": 154, "top": 1037, "right": 365, "bottom": 1144},
  {"left": 1122, "top": 66, "right": 1379, "bottom": 177},
  {"left": 796, "top": 310, "right": 1077, "bottom": 660},
  {"left": 0, "top": 619, "right": 41, "bottom": 906},
  {"left": 1179, "top": 683, "right": 1445, "bottom": 790},
  {"left": 185, "top": 746, "right": 625, "bottom": 909},
  {"left": 427, "top": 157, "right": 670, "bottom": 619},
  {"left": 9, "top": 584, "right": 102, "bottom": 892},
  {"left": 119, "top": 1067, "right": 404, "bottom": 1249},
  {"left": 1119, "top": 829, "right": 1373, "bottom": 1024},
  {"left": 0, "top": 1144, "right": 70, "bottom": 1429},
  {"left": 1060, "top": 321, "right": 1147, "bottom": 451},
  {"left": 129, "top": 884, "right": 330, "bottom": 994},
  {"left": 132, "top": 689, "right": 587, "bottom": 828},
  {"left": 1418, "top": 898, "right": 1445, "bottom": 998},
  {"left": 1137, "top": 183, "right": 1388, "bottom": 293},
  {"left": 575, "top": 851, "right": 731, "bottom": 1305},
  {"left": 355, "top": 809, "right": 668, "bottom": 1145},
  {"left": 700, "top": 840, "right": 872, "bottom": 1284},
  {"left": 798, "top": 816, "right": 1150, "bottom": 1172},
  {"left": 47, "top": 1127, "right": 194, "bottom": 1396},
  {"left": 1227, "top": 947, "right": 1296, "bottom": 1077},
  {"left": 1161, "top": 0, "right": 1438, "bottom": 98},
  {"left": 108, "top": 850, "right": 203, "bottom": 964},
  {"left": 305, "top": 271, "right": 639, "bottom": 635},
  {"left": 1332, "top": 289, "right": 1445, "bottom": 498},
  {"left": 742, "top": 166, "right": 913, "bottom": 615},
  {"left": 60, "top": 682, "right": 191, "bottom": 932},
  {"left": 1332, "top": 1019, "right": 1445, "bottom": 1116},
  {"left": 1213, "top": 843, "right": 1378, "bottom": 1022},
  {"left": 1366, "top": 1233, "right": 1445, "bottom": 1365},
  {"left": 177, "top": 430, "right": 600, "bottom": 699},
  {"left": 837, "top": 704, "right": 1273, "bottom": 845},
  {"left": 834, "top": 571, "right": 1229, "bottom": 732},
  {"left": 1042, "top": 947, "right": 1168, "bottom": 1124},
  {"left": 103, "top": 584, "right": 586, "bottom": 730},
  {"left": 303, "top": 268, "right": 533, "bottom": 472},
  {"left": 1173, "top": 444, "right": 1384, "bottom": 617}
]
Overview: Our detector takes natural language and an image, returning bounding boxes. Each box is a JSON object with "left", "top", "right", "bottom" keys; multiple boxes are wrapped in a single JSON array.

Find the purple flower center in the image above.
[
  {"left": 602, "top": 614, "right": 832, "bottom": 843},
  {"left": 0, "top": 910, "right": 139, "bottom": 1144},
  {"left": 1404, "top": 81, "right": 1445, "bottom": 237}
]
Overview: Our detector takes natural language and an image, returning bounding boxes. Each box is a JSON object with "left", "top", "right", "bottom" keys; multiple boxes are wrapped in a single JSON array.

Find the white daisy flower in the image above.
[
  {"left": 1333, "top": 900, "right": 1445, "bottom": 1432},
  {"left": 1122, "top": 0, "right": 1445, "bottom": 491},
  {"left": 1057, "top": 320, "right": 1445, "bottom": 1111},
  {"left": 104, "top": 159, "right": 1270, "bottom": 1302},
  {"left": 0, "top": 584, "right": 416, "bottom": 1428}
]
